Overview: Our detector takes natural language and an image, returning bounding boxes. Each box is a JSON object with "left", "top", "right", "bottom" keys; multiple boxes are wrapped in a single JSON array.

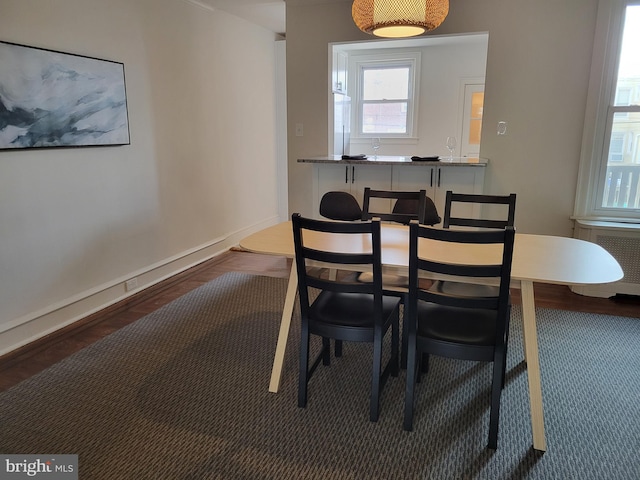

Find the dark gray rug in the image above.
[{"left": 1, "top": 272, "right": 639, "bottom": 479}]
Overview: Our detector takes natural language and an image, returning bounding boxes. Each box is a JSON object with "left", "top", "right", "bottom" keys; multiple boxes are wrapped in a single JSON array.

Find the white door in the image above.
[{"left": 460, "top": 83, "right": 484, "bottom": 158}]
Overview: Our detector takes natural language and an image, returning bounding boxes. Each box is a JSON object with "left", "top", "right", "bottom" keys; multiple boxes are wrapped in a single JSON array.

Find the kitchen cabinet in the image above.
[
  {"left": 392, "top": 164, "right": 485, "bottom": 219},
  {"left": 309, "top": 159, "right": 486, "bottom": 220}
]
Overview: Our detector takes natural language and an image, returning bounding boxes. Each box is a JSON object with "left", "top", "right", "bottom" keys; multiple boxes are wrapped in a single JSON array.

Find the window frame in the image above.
[
  {"left": 351, "top": 52, "right": 421, "bottom": 140},
  {"left": 574, "top": 0, "right": 640, "bottom": 222}
]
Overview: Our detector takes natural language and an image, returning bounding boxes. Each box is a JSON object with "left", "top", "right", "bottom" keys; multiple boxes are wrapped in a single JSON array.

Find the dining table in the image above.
[{"left": 239, "top": 220, "right": 623, "bottom": 452}]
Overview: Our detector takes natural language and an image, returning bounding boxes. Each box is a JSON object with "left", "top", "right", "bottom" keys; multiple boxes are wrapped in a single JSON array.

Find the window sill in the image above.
[
  {"left": 573, "top": 218, "right": 640, "bottom": 232},
  {"left": 351, "top": 137, "right": 419, "bottom": 145}
]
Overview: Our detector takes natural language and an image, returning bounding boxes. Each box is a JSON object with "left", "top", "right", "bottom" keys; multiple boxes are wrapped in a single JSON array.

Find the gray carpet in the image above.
[{"left": 1, "top": 272, "right": 639, "bottom": 479}]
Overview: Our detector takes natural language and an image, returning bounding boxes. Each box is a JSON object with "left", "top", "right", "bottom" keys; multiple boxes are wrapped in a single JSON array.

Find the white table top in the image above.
[{"left": 240, "top": 221, "right": 623, "bottom": 287}]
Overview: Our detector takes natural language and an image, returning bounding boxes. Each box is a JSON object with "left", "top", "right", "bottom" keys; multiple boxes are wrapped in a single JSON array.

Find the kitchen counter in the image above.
[
  {"left": 298, "top": 155, "right": 488, "bottom": 166},
  {"left": 305, "top": 155, "right": 487, "bottom": 222}
]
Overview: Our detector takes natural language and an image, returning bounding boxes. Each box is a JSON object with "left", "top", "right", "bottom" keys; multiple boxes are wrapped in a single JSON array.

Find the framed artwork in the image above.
[{"left": 0, "top": 41, "right": 130, "bottom": 150}]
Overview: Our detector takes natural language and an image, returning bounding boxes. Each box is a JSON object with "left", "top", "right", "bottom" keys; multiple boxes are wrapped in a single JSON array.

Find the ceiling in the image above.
[{"left": 188, "top": 0, "right": 350, "bottom": 36}]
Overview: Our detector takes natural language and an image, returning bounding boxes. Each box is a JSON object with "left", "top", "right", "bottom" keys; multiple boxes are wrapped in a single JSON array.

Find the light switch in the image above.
[{"left": 295, "top": 123, "right": 304, "bottom": 137}]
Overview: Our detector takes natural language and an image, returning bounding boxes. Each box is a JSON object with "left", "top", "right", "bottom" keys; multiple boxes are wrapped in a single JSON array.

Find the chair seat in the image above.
[
  {"left": 416, "top": 302, "right": 497, "bottom": 346},
  {"left": 357, "top": 271, "right": 410, "bottom": 287},
  {"left": 431, "top": 280, "right": 500, "bottom": 297},
  {"left": 311, "top": 291, "right": 400, "bottom": 329}
]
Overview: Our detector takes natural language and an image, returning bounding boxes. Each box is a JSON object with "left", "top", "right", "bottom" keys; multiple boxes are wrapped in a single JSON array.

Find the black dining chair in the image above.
[
  {"left": 359, "top": 188, "right": 438, "bottom": 287},
  {"left": 292, "top": 213, "right": 401, "bottom": 422},
  {"left": 361, "top": 188, "right": 437, "bottom": 225},
  {"left": 317, "top": 190, "right": 364, "bottom": 285},
  {"left": 403, "top": 222, "right": 515, "bottom": 450},
  {"left": 360, "top": 187, "right": 441, "bottom": 368},
  {"left": 319, "top": 191, "right": 363, "bottom": 221},
  {"left": 443, "top": 190, "right": 516, "bottom": 230},
  {"left": 392, "top": 194, "right": 441, "bottom": 226},
  {"left": 432, "top": 191, "right": 516, "bottom": 297}
]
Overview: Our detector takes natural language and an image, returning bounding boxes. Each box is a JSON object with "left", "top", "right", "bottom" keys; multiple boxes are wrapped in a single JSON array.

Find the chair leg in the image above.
[
  {"left": 502, "top": 305, "right": 511, "bottom": 389},
  {"left": 391, "top": 313, "right": 400, "bottom": 377},
  {"left": 417, "top": 352, "right": 429, "bottom": 383},
  {"left": 401, "top": 319, "right": 408, "bottom": 369},
  {"left": 328, "top": 268, "right": 337, "bottom": 281},
  {"left": 322, "top": 337, "right": 331, "bottom": 365},
  {"left": 488, "top": 353, "right": 505, "bottom": 449},
  {"left": 335, "top": 339, "right": 343, "bottom": 358},
  {"left": 369, "top": 328, "right": 383, "bottom": 422},
  {"left": 400, "top": 293, "right": 409, "bottom": 369},
  {"left": 421, "top": 352, "right": 430, "bottom": 373},
  {"left": 403, "top": 336, "right": 419, "bottom": 431},
  {"left": 298, "top": 322, "right": 310, "bottom": 408}
]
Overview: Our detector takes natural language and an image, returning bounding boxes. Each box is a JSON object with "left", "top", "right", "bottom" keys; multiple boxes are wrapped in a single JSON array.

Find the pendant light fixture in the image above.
[{"left": 352, "top": 0, "right": 449, "bottom": 38}]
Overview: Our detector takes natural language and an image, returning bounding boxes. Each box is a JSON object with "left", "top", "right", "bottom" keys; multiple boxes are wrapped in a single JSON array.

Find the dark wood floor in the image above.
[{"left": 1, "top": 249, "right": 638, "bottom": 392}]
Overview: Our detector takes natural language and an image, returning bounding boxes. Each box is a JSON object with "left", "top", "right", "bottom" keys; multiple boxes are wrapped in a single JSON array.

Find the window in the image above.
[
  {"left": 353, "top": 53, "right": 420, "bottom": 138},
  {"left": 361, "top": 66, "right": 409, "bottom": 134},
  {"left": 575, "top": 1, "right": 640, "bottom": 220},
  {"left": 608, "top": 132, "right": 625, "bottom": 162}
]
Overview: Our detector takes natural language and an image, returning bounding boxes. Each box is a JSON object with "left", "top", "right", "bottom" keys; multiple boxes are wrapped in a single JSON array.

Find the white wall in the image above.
[
  {"left": 286, "top": 0, "right": 599, "bottom": 236},
  {"left": 0, "top": 0, "right": 282, "bottom": 353}
]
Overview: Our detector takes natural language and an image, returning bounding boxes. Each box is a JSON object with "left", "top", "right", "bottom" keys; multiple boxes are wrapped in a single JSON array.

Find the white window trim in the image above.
[
  {"left": 349, "top": 51, "right": 421, "bottom": 140},
  {"left": 574, "top": 0, "right": 640, "bottom": 222}
]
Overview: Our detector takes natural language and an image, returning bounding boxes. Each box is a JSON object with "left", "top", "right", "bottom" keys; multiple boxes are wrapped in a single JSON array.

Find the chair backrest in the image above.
[
  {"left": 319, "top": 191, "right": 363, "bottom": 221},
  {"left": 407, "top": 222, "right": 515, "bottom": 341},
  {"left": 443, "top": 191, "right": 516, "bottom": 230},
  {"left": 393, "top": 195, "right": 441, "bottom": 226},
  {"left": 292, "top": 213, "right": 385, "bottom": 318},
  {"left": 362, "top": 188, "right": 437, "bottom": 225}
]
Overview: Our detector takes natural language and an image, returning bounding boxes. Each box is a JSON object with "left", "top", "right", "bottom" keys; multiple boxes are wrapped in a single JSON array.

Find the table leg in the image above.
[
  {"left": 520, "top": 280, "right": 547, "bottom": 452},
  {"left": 268, "top": 262, "right": 298, "bottom": 393}
]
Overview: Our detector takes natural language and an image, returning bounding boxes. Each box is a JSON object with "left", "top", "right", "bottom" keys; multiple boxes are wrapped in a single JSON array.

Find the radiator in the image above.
[{"left": 571, "top": 220, "right": 640, "bottom": 298}]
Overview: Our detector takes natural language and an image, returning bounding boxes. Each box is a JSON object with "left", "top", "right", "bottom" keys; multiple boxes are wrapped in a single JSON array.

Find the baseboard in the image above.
[
  {"left": 0, "top": 255, "right": 220, "bottom": 371},
  {"left": 0, "top": 217, "right": 280, "bottom": 357}
]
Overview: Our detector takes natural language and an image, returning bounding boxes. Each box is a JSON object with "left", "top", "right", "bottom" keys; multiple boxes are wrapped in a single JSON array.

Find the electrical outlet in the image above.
[{"left": 125, "top": 278, "right": 138, "bottom": 291}]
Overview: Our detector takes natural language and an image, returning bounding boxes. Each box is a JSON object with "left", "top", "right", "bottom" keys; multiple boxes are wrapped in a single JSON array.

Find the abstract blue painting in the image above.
[{"left": 0, "top": 41, "right": 130, "bottom": 150}]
